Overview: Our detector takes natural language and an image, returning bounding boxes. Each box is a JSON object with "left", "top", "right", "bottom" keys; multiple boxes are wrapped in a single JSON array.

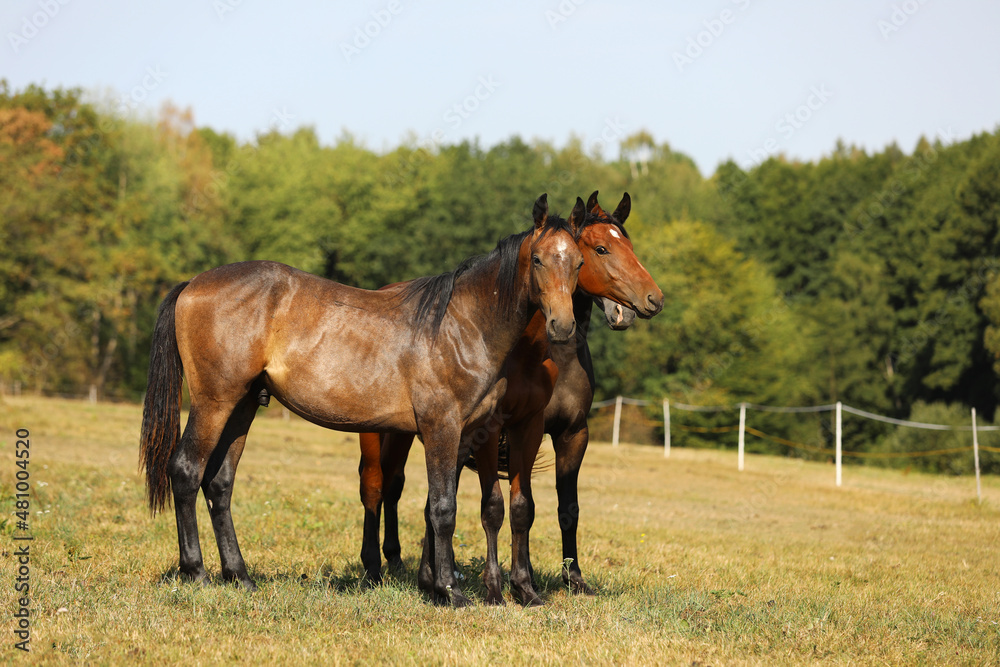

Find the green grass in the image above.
[{"left": 2, "top": 396, "right": 999, "bottom": 665}]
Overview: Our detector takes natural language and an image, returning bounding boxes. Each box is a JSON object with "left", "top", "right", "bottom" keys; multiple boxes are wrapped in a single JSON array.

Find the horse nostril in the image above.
[
  {"left": 548, "top": 318, "right": 576, "bottom": 343},
  {"left": 648, "top": 293, "right": 663, "bottom": 312}
]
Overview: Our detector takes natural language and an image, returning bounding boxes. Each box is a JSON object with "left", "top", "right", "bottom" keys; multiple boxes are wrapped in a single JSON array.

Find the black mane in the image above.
[{"left": 400, "top": 214, "right": 575, "bottom": 335}]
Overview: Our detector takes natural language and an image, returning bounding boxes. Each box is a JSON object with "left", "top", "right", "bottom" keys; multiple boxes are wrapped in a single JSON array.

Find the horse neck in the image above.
[
  {"left": 545, "top": 292, "right": 594, "bottom": 372},
  {"left": 573, "top": 292, "right": 594, "bottom": 339},
  {"left": 524, "top": 291, "right": 594, "bottom": 358},
  {"left": 517, "top": 311, "right": 554, "bottom": 366},
  {"left": 454, "top": 234, "right": 537, "bottom": 357}
]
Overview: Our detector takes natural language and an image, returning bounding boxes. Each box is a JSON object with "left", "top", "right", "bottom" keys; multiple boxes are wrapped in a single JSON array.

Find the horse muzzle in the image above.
[
  {"left": 634, "top": 290, "right": 664, "bottom": 319},
  {"left": 546, "top": 317, "right": 577, "bottom": 345},
  {"left": 600, "top": 298, "right": 637, "bottom": 330}
]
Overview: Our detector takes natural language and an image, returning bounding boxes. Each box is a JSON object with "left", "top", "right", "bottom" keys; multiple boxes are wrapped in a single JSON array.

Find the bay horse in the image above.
[
  {"left": 139, "top": 195, "right": 583, "bottom": 607},
  {"left": 359, "top": 191, "right": 663, "bottom": 605}
]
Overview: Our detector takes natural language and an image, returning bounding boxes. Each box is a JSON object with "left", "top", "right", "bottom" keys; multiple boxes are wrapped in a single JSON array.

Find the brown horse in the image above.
[
  {"left": 359, "top": 192, "right": 663, "bottom": 605},
  {"left": 139, "top": 194, "right": 583, "bottom": 607}
]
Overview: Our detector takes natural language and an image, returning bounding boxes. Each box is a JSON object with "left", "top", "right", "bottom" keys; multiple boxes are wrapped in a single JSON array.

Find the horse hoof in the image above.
[
  {"left": 513, "top": 584, "right": 543, "bottom": 608},
  {"left": 386, "top": 557, "right": 405, "bottom": 574},
  {"left": 521, "top": 594, "right": 544, "bottom": 609},
  {"left": 222, "top": 571, "right": 257, "bottom": 591},
  {"left": 484, "top": 591, "right": 506, "bottom": 606},
  {"left": 449, "top": 590, "right": 474, "bottom": 608},
  {"left": 569, "top": 577, "right": 595, "bottom": 596},
  {"left": 181, "top": 569, "right": 210, "bottom": 587}
]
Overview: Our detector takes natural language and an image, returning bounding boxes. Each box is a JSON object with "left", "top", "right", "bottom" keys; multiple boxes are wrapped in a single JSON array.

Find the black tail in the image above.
[
  {"left": 463, "top": 429, "right": 551, "bottom": 479},
  {"left": 139, "top": 282, "right": 188, "bottom": 515}
]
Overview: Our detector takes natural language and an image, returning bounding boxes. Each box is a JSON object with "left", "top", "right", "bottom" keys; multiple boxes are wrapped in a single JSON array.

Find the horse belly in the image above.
[{"left": 264, "top": 349, "right": 417, "bottom": 434}]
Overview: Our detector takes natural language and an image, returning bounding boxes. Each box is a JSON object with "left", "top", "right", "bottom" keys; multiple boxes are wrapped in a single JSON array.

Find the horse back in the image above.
[{"left": 173, "top": 261, "right": 419, "bottom": 430}]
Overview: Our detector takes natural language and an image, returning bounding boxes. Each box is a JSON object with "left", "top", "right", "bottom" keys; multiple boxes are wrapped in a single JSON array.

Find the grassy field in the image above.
[{"left": 1, "top": 395, "right": 999, "bottom": 665}]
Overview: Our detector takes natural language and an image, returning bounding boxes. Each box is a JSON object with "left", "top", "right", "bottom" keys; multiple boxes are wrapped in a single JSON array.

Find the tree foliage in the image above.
[{"left": 2, "top": 81, "right": 998, "bottom": 469}]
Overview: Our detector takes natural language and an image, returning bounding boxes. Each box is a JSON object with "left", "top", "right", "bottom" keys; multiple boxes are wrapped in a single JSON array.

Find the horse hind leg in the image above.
[
  {"left": 507, "top": 413, "right": 546, "bottom": 608},
  {"left": 169, "top": 401, "right": 237, "bottom": 585},
  {"left": 202, "top": 394, "right": 259, "bottom": 591},
  {"left": 474, "top": 431, "right": 505, "bottom": 605},
  {"left": 358, "top": 431, "right": 385, "bottom": 585}
]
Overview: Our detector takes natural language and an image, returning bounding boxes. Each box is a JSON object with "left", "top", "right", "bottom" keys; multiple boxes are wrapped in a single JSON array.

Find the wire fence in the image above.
[
  {"left": 591, "top": 397, "right": 997, "bottom": 501},
  {"left": 6, "top": 383, "right": 993, "bottom": 499}
]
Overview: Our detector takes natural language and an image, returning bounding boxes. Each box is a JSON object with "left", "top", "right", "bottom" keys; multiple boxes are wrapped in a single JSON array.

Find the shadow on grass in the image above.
[
  {"left": 154, "top": 557, "right": 423, "bottom": 593},
  {"left": 155, "top": 556, "right": 608, "bottom": 608}
]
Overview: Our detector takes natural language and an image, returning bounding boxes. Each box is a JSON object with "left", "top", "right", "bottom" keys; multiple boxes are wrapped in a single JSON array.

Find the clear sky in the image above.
[{"left": 3, "top": 0, "right": 999, "bottom": 174}]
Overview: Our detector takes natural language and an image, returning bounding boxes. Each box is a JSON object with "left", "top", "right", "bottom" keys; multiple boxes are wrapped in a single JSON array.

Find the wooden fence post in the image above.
[
  {"left": 836, "top": 401, "right": 842, "bottom": 487},
  {"left": 663, "top": 399, "right": 670, "bottom": 458},
  {"left": 972, "top": 407, "right": 981, "bottom": 504},
  {"left": 612, "top": 395, "right": 623, "bottom": 447},
  {"left": 738, "top": 403, "right": 746, "bottom": 471}
]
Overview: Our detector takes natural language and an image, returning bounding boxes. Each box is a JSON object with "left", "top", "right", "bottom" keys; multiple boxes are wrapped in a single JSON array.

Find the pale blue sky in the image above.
[{"left": 3, "top": 0, "right": 999, "bottom": 174}]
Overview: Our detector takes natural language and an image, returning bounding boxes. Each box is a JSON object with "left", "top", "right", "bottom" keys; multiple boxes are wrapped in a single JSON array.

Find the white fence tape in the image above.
[{"left": 592, "top": 397, "right": 994, "bottom": 500}]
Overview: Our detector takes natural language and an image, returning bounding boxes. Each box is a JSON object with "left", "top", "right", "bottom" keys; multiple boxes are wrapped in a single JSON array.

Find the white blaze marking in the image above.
[
  {"left": 547, "top": 237, "right": 575, "bottom": 292},
  {"left": 609, "top": 229, "right": 621, "bottom": 239}
]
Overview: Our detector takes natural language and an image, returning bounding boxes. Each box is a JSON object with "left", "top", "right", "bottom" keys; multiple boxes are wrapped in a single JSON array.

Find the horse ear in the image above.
[
  {"left": 586, "top": 190, "right": 602, "bottom": 216},
  {"left": 612, "top": 192, "right": 631, "bottom": 224},
  {"left": 568, "top": 197, "right": 586, "bottom": 234},
  {"left": 533, "top": 193, "right": 548, "bottom": 229}
]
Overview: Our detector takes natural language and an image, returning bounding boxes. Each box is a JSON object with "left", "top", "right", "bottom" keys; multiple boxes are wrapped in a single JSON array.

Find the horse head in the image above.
[{"left": 575, "top": 190, "right": 663, "bottom": 327}]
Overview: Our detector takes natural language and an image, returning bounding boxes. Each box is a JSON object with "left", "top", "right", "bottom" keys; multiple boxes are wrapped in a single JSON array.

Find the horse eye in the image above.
[
  {"left": 595, "top": 246, "right": 609, "bottom": 255},
  {"left": 532, "top": 255, "right": 542, "bottom": 267}
]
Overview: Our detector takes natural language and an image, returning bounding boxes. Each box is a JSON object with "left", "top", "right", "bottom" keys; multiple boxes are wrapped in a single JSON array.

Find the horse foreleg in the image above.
[
  {"left": 552, "top": 423, "right": 594, "bottom": 595},
  {"left": 508, "top": 413, "right": 545, "bottom": 607},
  {"left": 202, "top": 396, "right": 258, "bottom": 591},
  {"left": 420, "top": 426, "right": 471, "bottom": 607},
  {"left": 417, "top": 494, "right": 435, "bottom": 595}
]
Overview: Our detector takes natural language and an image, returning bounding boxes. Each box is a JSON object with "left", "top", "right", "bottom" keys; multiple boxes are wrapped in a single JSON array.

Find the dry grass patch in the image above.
[{"left": 2, "top": 396, "right": 999, "bottom": 665}]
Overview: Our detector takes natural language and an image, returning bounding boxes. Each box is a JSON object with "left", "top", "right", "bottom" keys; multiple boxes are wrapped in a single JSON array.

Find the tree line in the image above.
[{"left": 2, "top": 81, "right": 998, "bottom": 471}]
